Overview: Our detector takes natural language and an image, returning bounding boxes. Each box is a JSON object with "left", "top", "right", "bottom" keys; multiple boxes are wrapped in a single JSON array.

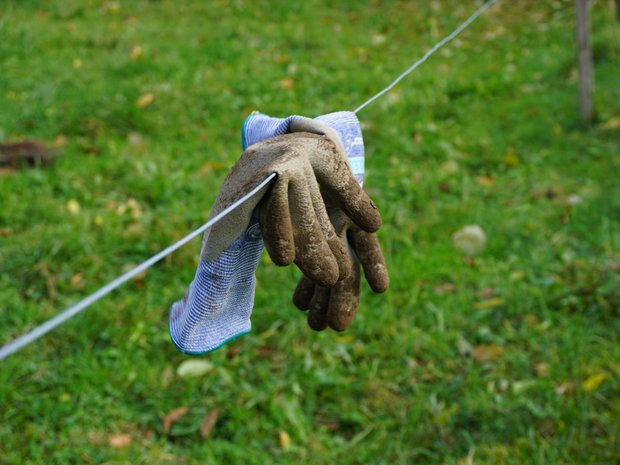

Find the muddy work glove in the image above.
[
  {"left": 291, "top": 193, "right": 389, "bottom": 332},
  {"left": 170, "top": 112, "right": 378, "bottom": 354}
]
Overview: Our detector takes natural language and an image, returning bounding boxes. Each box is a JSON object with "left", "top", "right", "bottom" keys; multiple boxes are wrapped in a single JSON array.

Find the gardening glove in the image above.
[
  {"left": 291, "top": 188, "right": 389, "bottom": 332},
  {"left": 170, "top": 111, "right": 376, "bottom": 354}
]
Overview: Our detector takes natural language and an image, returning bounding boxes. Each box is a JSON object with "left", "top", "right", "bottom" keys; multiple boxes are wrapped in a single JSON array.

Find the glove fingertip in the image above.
[
  {"left": 358, "top": 198, "right": 382, "bottom": 233},
  {"left": 367, "top": 265, "right": 390, "bottom": 293},
  {"left": 307, "top": 286, "right": 329, "bottom": 331},
  {"left": 347, "top": 194, "right": 382, "bottom": 234},
  {"left": 308, "top": 314, "right": 328, "bottom": 331},
  {"left": 265, "top": 242, "right": 295, "bottom": 267},
  {"left": 293, "top": 277, "right": 314, "bottom": 310}
]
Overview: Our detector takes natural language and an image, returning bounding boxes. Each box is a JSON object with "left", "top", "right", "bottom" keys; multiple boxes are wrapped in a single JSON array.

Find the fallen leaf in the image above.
[
  {"left": 475, "top": 175, "right": 494, "bottom": 187},
  {"left": 200, "top": 410, "right": 219, "bottom": 439},
  {"left": 439, "top": 160, "right": 459, "bottom": 175},
  {"left": 474, "top": 297, "right": 504, "bottom": 309},
  {"left": 599, "top": 116, "right": 620, "bottom": 130},
  {"left": 256, "top": 344, "right": 273, "bottom": 357},
  {"left": 457, "top": 336, "right": 473, "bottom": 356},
  {"left": 554, "top": 381, "right": 575, "bottom": 396},
  {"left": 437, "top": 181, "right": 452, "bottom": 193},
  {"left": 534, "top": 362, "right": 550, "bottom": 378},
  {"left": 478, "top": 286, "right": 495, "bottom": 299},
  {"left": 102, "top": 2, "right": 120, "bottom": 14},
  {"left": 314, "top": 413, "right": 340, "bottom": 432},
  {"left": 84, "top": 145, "right": 100, "bottom": 155},
  {"left": 583, "top": 373, "right": 607, "bottom": 392},
  {"left": 226, "top": 346, "right": 241, "bottom": 360},
  {"left": 87, "top": 430, "right": 105, "bottom": 445},
  {"left": 274, "top": 52, "right": 289, "bottom": 64},
  {"left": 177, "top": 359, "right": 214, "bottom": 378},
  {"left": 198, "top": 161, "right": 225, "bottom": 176},
  {"left": 523, "top": 314, "right": 539, "bottom": 327},
  {"left": 136, "top": 93, "right": 155, "bottom": 108},
  {"left": 108, "top": 433, "right": 132, "bottom": 448},
  {"left": 131, "top": 45, "right": 143, "bottom": 59},
  {"left": 67, "top": 199, "right": 81, "bottom": 215},
  {"left": 434, "top": 282, "right": 457, "bottom": 295},
  {"left": 54, "top": 135, "right": 68, "bottom": 147},
  {"left": 162, "top": 406, "right": 188, "bottom": 434},
  {"left": 371, "top": 33, "right": 386, "bottom": 45},
  {"left": 452, "top": 225, "right": 487, "bottom": 256},
  {"left": 127, "top": 132, "right": 144, "bottom": 147},
  {"left": 278, "top": 430, "right": 291, "bottom": 450},
  {"left": 70, "top": 272, "right": 84, "bottom": 288},
  {"left": 472, "top": 344, "right": 504, "bottom": 363},
  {"left": 278, "top": 77, "right": 295, "bottom": 90}
]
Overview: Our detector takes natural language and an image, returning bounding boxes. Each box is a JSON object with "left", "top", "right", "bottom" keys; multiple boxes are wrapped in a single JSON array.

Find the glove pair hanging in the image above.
[{"left": 169, "top": 111, "right": 388, "bottom": 354}]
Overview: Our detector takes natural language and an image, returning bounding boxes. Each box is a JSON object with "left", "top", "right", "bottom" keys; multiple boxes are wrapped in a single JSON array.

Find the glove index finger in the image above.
[
  {"left": 336, "top": 176, "right": 382, "bottom": 233},
  {"left": 260, "top": 178, "right": 295, "bottom": 266},
  {"left": 311, "top": 137, "right": 382, "bottom": 233},
  {"left": 352, "top": 229, "right": 389, "bottom": 293}
]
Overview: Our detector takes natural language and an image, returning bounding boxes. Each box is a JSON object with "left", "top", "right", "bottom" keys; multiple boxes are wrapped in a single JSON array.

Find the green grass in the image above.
[{"left": 1, "top": 0, "right": 619, "bottom": 463}]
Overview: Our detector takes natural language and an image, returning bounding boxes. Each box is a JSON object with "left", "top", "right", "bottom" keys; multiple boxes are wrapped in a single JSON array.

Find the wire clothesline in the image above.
[{"left": 0, "top": 0, "right": 499, "bottom": 361}]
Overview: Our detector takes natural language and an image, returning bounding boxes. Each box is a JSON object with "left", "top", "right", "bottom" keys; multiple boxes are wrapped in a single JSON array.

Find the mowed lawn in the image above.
[{"left": 1, "top": 1, "right": 619, "bottom": 464}]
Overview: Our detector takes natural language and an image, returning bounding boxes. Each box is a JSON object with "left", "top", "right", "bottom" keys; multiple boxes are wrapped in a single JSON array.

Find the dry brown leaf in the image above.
[
  {"left": 131, "top": 45, "right": 143, "bottom": 59},
  {"left": 475, "top": 175, "right": 494, "bottom": 187},
  {"left": 434, "top": 282, "right": 457, "bottom": 295},
  {"left": 256, "top": 344, "right": 273, "bottom": 357},
  {"left": 102, "top": 2, "right": 120, "bottom": 14},
  {"left": 554, "top": 381, "right": 575, "bottom": 396},
  {"left": 534, "top": 362, "right": 550, "bottom": 378},
  {"left": 599, "top": 116, "right": 620, "bottom": 130},
  {"left": 136, "top": 93, "right": 155, "bottom": 108},
  {"left": 472, "top": 344, "right": 504, "bottom": 363},
  {"left": 278, "top": 77, "right": 294, "bottom": 89},
  {"left": 200, "top": 410, "right": 219, "bottom": 439},
  {"left": 478, "top": 286, "right": 495, "bottom": 299},
  {"left": 199, "top": 161, "right": 226, "bottom": 176},
  {"left": 437, "top": 181, "right": 452, "bottom": 193},
  {"left": 53, "top": 135, "right": 68, "bottom": 147},
  {"left": 70, "top": 272, "right": 84, "bottom": 288},
  {"left": 162, "top": 406, "right": 189, "bottom": 434},
  {"left": 108, "top": 433, "right": 132, "bottom": 448},
  {"left": 226, "top": 346, "right": 242, "bottom": 360}
]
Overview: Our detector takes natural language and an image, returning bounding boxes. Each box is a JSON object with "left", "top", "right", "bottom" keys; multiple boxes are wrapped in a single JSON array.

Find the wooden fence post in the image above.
[{"left": 575, "top": 0, "right": 595, "bottom": 123}]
